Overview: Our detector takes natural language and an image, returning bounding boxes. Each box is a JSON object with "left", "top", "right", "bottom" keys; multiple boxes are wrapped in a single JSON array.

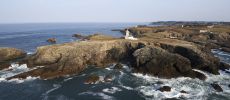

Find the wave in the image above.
[
  {"left": 0, "top": 63, "right": 41, "bottom": 83},
  {"left": 102, "top": 87, "right": 122, "bottom": 94},
  {"left": 131, "top": 69, "right": 230, "bottom": 100},
  {"left": 78, "top": 91, "right": 115, "bottom": 100}
]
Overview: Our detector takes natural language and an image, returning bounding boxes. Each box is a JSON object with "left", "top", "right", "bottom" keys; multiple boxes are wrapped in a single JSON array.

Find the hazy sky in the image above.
[{"left": 0, "top": 0, "right": 230, "bottom": 23}]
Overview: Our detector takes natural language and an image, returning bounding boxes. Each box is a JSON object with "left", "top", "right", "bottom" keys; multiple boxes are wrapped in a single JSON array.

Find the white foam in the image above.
[
  {"left": 79, "top": 92, "right": 115, "bottom": 100},
  {"left": 0, "top": 63, "right": 29, "bottom": 79},
  {"left": 0, "top": 63, "right": 43, "bottom": 83},
  {"left": 9, "top": 63, "right": 28, "bottom": 71},
  {"left": 120, "top": 85, "right": 133, "bottom": 90},
  {"left": 4, "top": 76, "right": 39, "bottom": 83},
  {"left": 102, "top": 87, "right": 122, "bottom": 94},
  {"left": 27, "top": 52, "right": 34, "bottom": 55},
  {"left": 132, "top": 71, "right": 230, "bottom": 100},
  {"left": 43, "top": 84, "right": 62, "bottom": 96},
  {"left": 63, "top": 77, "right": 73, "bottom": 82}
]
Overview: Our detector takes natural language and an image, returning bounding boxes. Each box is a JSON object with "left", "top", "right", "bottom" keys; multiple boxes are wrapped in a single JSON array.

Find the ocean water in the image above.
[
  {"left": 0, "top": 23, "right": 141, "bottom": 52},
  {"left": 0, "top": 23, "right": 230, "bottom": 100}
]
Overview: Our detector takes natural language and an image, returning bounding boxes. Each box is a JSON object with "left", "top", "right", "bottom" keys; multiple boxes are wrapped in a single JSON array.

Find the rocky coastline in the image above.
[{"left": 1, "top": 23, "right": 230, "bottom": 83}]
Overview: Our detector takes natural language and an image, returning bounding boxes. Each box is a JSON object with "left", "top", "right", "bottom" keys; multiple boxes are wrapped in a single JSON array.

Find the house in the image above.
[{"left": 200, "top": 30, "right": 208, "bottom": 33}]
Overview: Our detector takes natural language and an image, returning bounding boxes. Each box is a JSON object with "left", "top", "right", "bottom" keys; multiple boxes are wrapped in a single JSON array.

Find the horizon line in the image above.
[{"left": 0, "top": 20, "right": 230, "bottom": 25}]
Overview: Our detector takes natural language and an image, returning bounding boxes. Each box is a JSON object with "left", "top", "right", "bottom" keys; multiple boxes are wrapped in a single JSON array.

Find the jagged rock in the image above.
[
  {"left": 0, "top": 48, "right": 26, "bottom": 63},
  {"left": 165, "top": 98, "right": 180, "bottom": 100},
  {"left": 159, "top": 43, "right": 220, "bottom": 75},
  {"left": 157, "top": 86, "right": 171, "bottom": 92},
  {"left": 11, "top": 40, "right": 144, "bottom": 79},
  {"left": 84, "top": 75, "right": 100, "bottom": 84},
  {"left": 72, "top": 34, "right": 85, "bottom": 38},
  {"left": 104, "top": 75, "right": 113, "bottom": 82},
  {"left": 156, "top": 81, "right": 164, "bottom": 84},
  {"left": 133, "top": 46, "right": 203, "bottom": 79},
  {"left": 221, "top": 47, "right": 230, "bottom": 53},
  {"left": 47, "top": 38, "right": 56, "bottom": 43},
  {"left": 180, "top": 90, "right": 188, "bottom": 94},
  {"left": 211, "top": 83, "right": 223, "bottom": 92},
  {"left": 0, "top": 62, "right": 11, "bottom": 70},
  {"left": 5, "top": 27, "right": 229, "bottom": 80},
  {"left": 219, "top": 62, "right": 230, "bottom": 71},
  {"left": 114, "top": 63, "right": 123, "bottom": 69}
]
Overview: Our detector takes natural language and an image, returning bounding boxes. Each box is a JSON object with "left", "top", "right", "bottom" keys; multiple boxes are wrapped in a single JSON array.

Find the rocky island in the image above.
[{"left": 1, "top": 22, "right": 230, "bottom": 82}]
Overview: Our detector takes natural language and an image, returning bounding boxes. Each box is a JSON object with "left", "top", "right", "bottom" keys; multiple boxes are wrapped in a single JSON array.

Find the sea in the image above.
[{"left": 0, "top": 23, "right": 230, "bottom": 100}]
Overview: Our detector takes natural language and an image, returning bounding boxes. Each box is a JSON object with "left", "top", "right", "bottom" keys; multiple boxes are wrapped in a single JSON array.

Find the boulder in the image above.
[
  {"left": 157, "top": 86, "right": 171, "bottom": 92},
  {"left": 84, "top": 75, "right": 100, "bottom": 84},
  {"left": 104, "top": 75, "right": 113, "bottom": 82},
  {"left": 133, "top": 46, "right": 195, "bottom": 78},
  {"left": 0, "top": 62, "right": 11, "bottom": 70},
  {"left": 0, "top": 48, "right": 26, "bottom": 63},
  {"left": 221, "top": 47, "right": 230, "bottom": 53},
  {"left": 114, "top": 63, "right": 123, "bottom": 70},
  {"left": 160, "top": 43, "right": 220, "bottom": 75},
  {"left": 219, "top": 62, "right": 230, "bottom": 71},
  {"left": 72, "top": 34, "right": 85, "bottom": 38},
  {"left": 211, "top": 83, "right": 223, "bottom": 92},
  {"left": 180, "top": 90, "right": 188, "bottom": 94},
  {"left": 47, "top": 38, "right": 56, "bottom": 43}
]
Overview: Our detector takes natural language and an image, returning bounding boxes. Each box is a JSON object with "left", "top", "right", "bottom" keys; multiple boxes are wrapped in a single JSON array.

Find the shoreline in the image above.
[{"left": 0, "top": 22, "right": 230, "bottom": 99}]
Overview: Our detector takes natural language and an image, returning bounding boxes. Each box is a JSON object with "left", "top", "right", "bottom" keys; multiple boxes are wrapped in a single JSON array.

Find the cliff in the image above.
[{"left": 2, "top": 24, "right": 230, "bottom": 80}]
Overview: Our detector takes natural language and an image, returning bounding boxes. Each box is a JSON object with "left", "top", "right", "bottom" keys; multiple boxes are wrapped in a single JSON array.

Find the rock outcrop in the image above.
[
  {"left": 72, "top": 34, "right": 85, "bottom": 39},
  {"left": 211, "top": 83, "right": 223, "bottom": 92},
  {"left": 84, "top": 74, "right": 100, "bottom": 84},
  {"left": 159, "top": 43, "right": 220, "bottom": 75},
  {"left": 10, "top": 40, "right": 144, "bottom": 79},
  {"left": 157, "top": 86, "right": 171, "bottom": 92},
  {"left": 9, "top": 38, "right": 209, "bottom": 80},
  {"left": 0, "top": 48, "right": 26, "bottom": 70},
  {"left": 0, "top": 48, "right": 26, "bottom": 62},
  {"left": 4, "top": 24, "right": 230, "bottom": 80},
  {"left": 47, "top": 38, "right": 56, "bottom": 43}
]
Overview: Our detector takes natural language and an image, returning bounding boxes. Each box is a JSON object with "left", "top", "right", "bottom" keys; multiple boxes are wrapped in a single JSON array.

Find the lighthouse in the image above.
[{"left": 125, "top": 29, "right": 138, "bottom": 40}]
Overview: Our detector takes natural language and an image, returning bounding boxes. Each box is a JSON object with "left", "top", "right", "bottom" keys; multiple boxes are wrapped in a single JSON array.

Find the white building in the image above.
[
  {"left": 200, "top": 30, "right": 208, "bottom": 33},
  {"left": 125, "top": 30, "right": 138, "bottom": 40}
]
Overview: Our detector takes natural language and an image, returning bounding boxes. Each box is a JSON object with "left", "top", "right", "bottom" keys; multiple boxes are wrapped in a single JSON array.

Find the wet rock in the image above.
[
  {"left": 219, "top": 62, "right": 230, "bottom": 71},
  {"left": 133, "top": 46, "right": 193, "bottom": 78},
  {"left": 0, "top": 48, "right": 26, "bottom": 63},
  {"left": 180, "top": 90, "right": 188, "bottom": 94},
  {"left": 221, "top": 47, "right": 230, "bottom": 53},
  {"left": 114, "top": 63, "right": 123, "bottom": 69},
  {"left": 47, "top": 38, "right": 56, "bottom": 43},
  {"left": 84, "top": 75, "right": 100, "bottom": 84},
  {"left": 193, "top": 71, "right": 207, "bottom": 80},
  {"left": 165, "top": 98, "right": 180, "bottom": 100},
  {"left": 104, "top": 75, "right": 113, "bottom": 82},
  {"left": 211, "top": 83, "right": 223, "bottom": 92},
  {"left": 0, "top": 62, "right": 11, "bottom": 70},
  {"left": 160, "top": 44, "right": 220, "bottom": 75},
  {"left": 156, "top": 81, "right": 164, "bottom": 84},
  {"left": 157, "top": 86, "right": 171, "bottom": 92},
  {"left": 182, "top": 70, "right": 207, "bottom": 80},
  {"left": 72, "top": 34, "right": 85, "bottom": 39}
]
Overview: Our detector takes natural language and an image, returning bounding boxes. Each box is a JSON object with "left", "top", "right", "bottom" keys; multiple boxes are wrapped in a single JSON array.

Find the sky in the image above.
[{"left": 0, "top": 0, "right": 230, "bottom": 23}]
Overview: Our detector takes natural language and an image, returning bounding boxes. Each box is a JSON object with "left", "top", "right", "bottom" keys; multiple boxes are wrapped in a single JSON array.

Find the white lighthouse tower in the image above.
[{"left": 125, "top": 29, "right": 138, "bottom": 40}]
